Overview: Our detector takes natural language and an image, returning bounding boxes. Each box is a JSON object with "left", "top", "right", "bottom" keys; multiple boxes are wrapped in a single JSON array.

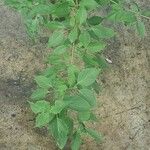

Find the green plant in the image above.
[{"left": 5, "top": 0, "right": 149, "bottom": 149}]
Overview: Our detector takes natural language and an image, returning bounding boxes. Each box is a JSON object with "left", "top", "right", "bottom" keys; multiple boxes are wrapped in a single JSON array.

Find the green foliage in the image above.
[{"left": 5, "top": 0, "right": 149, "bottom": 149}]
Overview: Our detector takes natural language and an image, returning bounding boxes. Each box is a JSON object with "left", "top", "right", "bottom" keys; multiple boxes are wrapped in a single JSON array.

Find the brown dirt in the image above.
[{"left": 0, "top": 1, "right": 150, "bottom": 150}]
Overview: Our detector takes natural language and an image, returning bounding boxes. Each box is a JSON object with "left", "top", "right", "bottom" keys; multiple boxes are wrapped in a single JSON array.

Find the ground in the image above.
[{"left": 0, "top": 1, "right": 150, "bottom": 150}]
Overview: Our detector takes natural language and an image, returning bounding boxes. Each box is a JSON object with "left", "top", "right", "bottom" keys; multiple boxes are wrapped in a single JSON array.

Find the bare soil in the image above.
[{"left": 0, "top": 1, "right": 150, "bottom": 150}]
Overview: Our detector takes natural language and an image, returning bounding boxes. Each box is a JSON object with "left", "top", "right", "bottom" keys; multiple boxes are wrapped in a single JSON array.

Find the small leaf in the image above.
[
  {"left": 136, "top": 20, "right": 146, "bottom": 37},
  {"left": 71, "top": 132, "right": 82, "bottom": 150},
  {"left": 87, "top": 16, "right": 103, "bottom": 25},
  {"left": 45, "top": 21, "right": 65, "bottom": 30},
  {"left": 36, "top": 112, "right": 54, "bottom": 127},
  {"left": 78, "top": 111, "right": 91, "bottom": 121},
  {"left": 29, "top": 100, "right": 50, "bottom": 114},
  {"left": 87, "top": 42, "right": 106, "bottom": 52},
  {"left": 76, "top": 7, "right": 87, "bottom": 25},
  {"left": 53, "top": 45, "right": 67, "bottom": 55},
  {"left": 68, "top": 27, "right": 78, "bottom": 43},
  {"left": 79, "top": 89, "right": 96, "bottom": 107},
  {"left": 77, "top": 68, "right": 100, "bottom": 87},
  {"left": 48, "top": 30, "right": 65, "bottom": 48},
  {"left": 79, "top": 31, "right": 91, "bottom": 47},
  {"left": 86, "top": 128, "right": 102, "bottom": 141},
  {"left": 35, "top": 75, "right": 52, "bottom": 89},
  {"left": 80, "top": 0, "right": 98, "bottom": 10},
  {"left": 31, "top": 88, "right": 48, "bottom": 100}
]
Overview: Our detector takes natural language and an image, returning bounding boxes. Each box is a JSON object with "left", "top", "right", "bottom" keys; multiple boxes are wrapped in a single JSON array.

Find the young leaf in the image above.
[
  {"left": 87, "top": 16, "right": 103, "bottom": 25},
  {"left": 53, "top": 45, "right": 67, "bottom": 55},
  {"left": 136, "top": 20, "right": 146, "bottom": 38},
  {"left": 35, "top": 75, "right": 52, "bottom": 89},
  {"left": 29, "top": 100, "right": 50, "bottom": 114},
  {"left": 36, "top": 112, "right": 54, "bottom": 127},
  {"left": 78, "top": 111, "right": 91, "bottom": 121},
  {"left": 77, "top": 68, "right": 100, "bottom": 87},
  {"left": 31, "top": 88, "right": 48, "bottom": 100},
  {"left": 48, "top": 30, "right": 65, "bottom": 48},
  {"left": 79, "top": 89, "right": 96, "bottom": 107},
  {"left": 71, "top": 132, "right": 82, "bottom": 150},
  {"left": 79, "top": 31, "right": 91, "bottom": 47},
  {"left": 86, "top": 128, "right": 102, "bottom": 141},
  {"left": 87, "top": 42, "right": 106, "bottom": 52},
  {"left": 76, "top": 7, "right": 87, "bottom": 25},
  {"left": 68, "top": 27, "right": 78, "bottom": 43}
]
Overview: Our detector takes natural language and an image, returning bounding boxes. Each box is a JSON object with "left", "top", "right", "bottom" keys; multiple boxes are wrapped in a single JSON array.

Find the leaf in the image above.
[
  {"left": 87, "top": 42, "right": 106, "bottom": 52},
  {"left": 68, "top": 27, "right": 78, "bottom": 43},
  {"left": 53, "top": 45, "right": 67, "bottom": 55},
  {"left": 136, "top": 20, "right": 146, "bottom": 38},
  {"left": 78, "top": 111, "right": 91, "bottom": 121},
  {"left": 77, "top": 68, "right": 100, "bottom": 87},
  {"left": 86, "top": 128, "right": 102, "bottom": 141},
  {"left": 29, "top": 100, "right": 50, "bottom": 114},
  {"left": 80, "top": 0, "right": 98, "bottom": 10},
  {"left": 64, "top": 96, "right": 91, "bottom": 112},
  {"left": 51, "top": 100, "right": 68, "bottom": 114},
  {"left": 142, "top": 10, "right": 150, "bottom": 17},
  {"left": 71, "top": 132, "right": 82, "bottom": 150},
  {"left": 45, "top": 21, "right": 65, "bottom": 30},
  {"left": 48, "top": 30, "right": 65, "bottom": 48},
  {"left": 50, "top": 117, "right": 69, "bottom": 149},
  {"left": 79, "top": 89, "right": 96, "bottom": 107},
  {"left": 79, "top": 31, "right": 91, "bottom": 47},
  {"left": 31, "top": 88, "right": 48, "bottom": 100},
  {"left": 87, "top": 16, "right": 103, "bottom": 25},
  {"left": 36, "top": 112, "right": 54, "bottom": 127},
  {"left": 76, "top": 7, "right": 87, "bottom": 25},
  {"left": 35, "top": 75, "right": 52, "bottom": 89},
  {"left": 92, "top": 25, "right": 115, "bottom": 39}
]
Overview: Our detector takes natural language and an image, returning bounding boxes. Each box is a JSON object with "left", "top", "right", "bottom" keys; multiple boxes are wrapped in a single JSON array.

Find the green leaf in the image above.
[
  {"left": 71, "top": 132, "right": 82, "bottom": 150},
  {"left": 50, "top": 117, "right": 69, "bottom": 149},
  {"left": 87, "top": 42, "right": 106, "bottom": 52},
  {"left": 45, "top": 21, "right": 65, "bottom": 30},
  {"left": 136, "top": 20, "right": 146, "bottom": 38},
  {"left": 35, "top": 75, "right": 52, "bottom": 89},
  {"left": 92, "top": 25, "right": 115, "bottom": 39},
  {"left": 142, "top": 10, "right": 150, "bottom": 17},
  {"left": 78, "top": 111, "right": 91, "bottom": 121},
  {"left": 29, "top": 100, "right": 50, "bottom": 114},
  {"left": 76, "top": 7, "right": 87, "bottom": 25},
  {"left": 64, "top": 96, "right": 91, "bottom": 112},
  {"left": 68, "top": 27, "right": 78, "bottom": 43},
  {"left": 77, "top": 68, "right": 100, "bottom": 87},
  {"left": 53, "top": 45, "right": 67, "bottom": 55},
  {"left": 79, "top": 31, "right": 91, "bottom": 47},
  {"left": 86, "top": 128, "right": 102, "bottom": 141},
  {"left": 31, "top": 88, "right": 48, "bottom": 100},
  {"left": 36, "top": 112, "right": 54, "bottom": 127},
  {"left": 79, "top": 89, "right": 96, "bottom": 107},
  {"left": 48, "top": 30, "right": 65, "bottom": 48},
  {"left": 87, "top": 16, "right": 103, "bottom": 25},
  {"left": 80, "top": 0, "right": 98, "bottom": 10}
]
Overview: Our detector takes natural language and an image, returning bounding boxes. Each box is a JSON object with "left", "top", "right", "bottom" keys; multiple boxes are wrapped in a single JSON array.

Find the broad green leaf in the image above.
[
  {"left": 29, "top": 100, "right": 50, "bottom": 114},
  {"left": 45, "top": 21, "right": 65, "bottom": 30},
  {"left": 48, "top": 30, "right": 65, "bottom": 48},
  {"left": 79, "top": 31, "right": 91, "bottom": 47},
  {"left": 36, "top": 112, "right": 54, "bottom": 127},
  {"left": 87, "top": 42, "right": 106, "bottom": 52},
  {"left": 76, "top": 7, "right": 87, "bottom": 25},
  {"left": 53, "top": 45, "right": 67, "bottom": 55},
  {"left": 87, "top": 16, "right": 103, "bottom": 25},
  {"left": 51, "top": 100, "right": 68, "bottom": 114},
  {"left": 136, "top": 20, "right": 146, "bottom": 37},
  {"left": 71, "top": 132, "right": 82, "bottom": 150},
  {"left": 77, "top": 68, "right": 100, "bottom": 87},
  {"left": 78, "top": 111, "right": 91, "bottom": 121},
  {"left": 92, "top": 25, "right": 115, "bottom": 39},
  {"left": 64, "top": 96, "right": 91, "bottom": 111},
  {"left": 86, "top": 128, "right": 102, "bottom": 141},
  {"left": 50, "top": 117, "right": 69, "bottom": 149},
  {"left": 79, "top": 89, "right": 96, "bottom": 107},
  {"left": 68, "top": 27, "right": 78, "bottom": 43},
  {"left": 80, "top": 0, "right": 98, "bottom": 10},
  {"left": 35, "top": 75, "right": 52, "bottom": 89},
  {"left": 31, "top": 88, "right": 48, "bottom": 100}
]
